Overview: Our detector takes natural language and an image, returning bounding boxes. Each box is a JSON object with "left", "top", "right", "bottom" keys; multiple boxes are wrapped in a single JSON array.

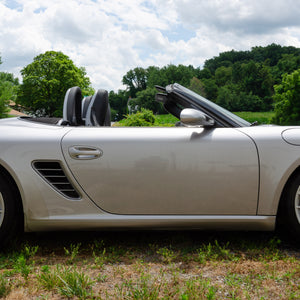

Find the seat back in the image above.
[
  {"left": 85, "top": 89, "right": 111, "bottom": 126},
  {"left": 62, "top": 86, "right": 83, "bottom": 126},
  {"left": 81, "top": 96, "right": 92, "bottom": 121}
]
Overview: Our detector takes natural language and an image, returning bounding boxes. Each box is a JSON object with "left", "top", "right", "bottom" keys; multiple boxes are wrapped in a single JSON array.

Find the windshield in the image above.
[{"left": 171, "top": 84, "right": 251, "bottom": 127}]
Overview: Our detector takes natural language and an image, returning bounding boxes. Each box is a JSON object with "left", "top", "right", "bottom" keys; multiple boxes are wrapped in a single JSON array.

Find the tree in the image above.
[
  {"left": 0, "top": 81, "right": 11, "bottom": 118},
  {"left": 272, "top": 69, "right": 300, "bottom": 125},
  {"left": 17, "top": 51, "right": 93, "bottom": 117},
  {"left": 0, "top": 55, "right": 19, "bottom": 118},
  {"left": 215, "top": 66, "right": 232, "bottom": 86},
  {"left": 122, "top": 67, "right": 147, "bottom": 98},
  {"left": 189, "top": 77, "right": 206, "bottom": 97},
  {"left": 129, "top": 87, "right": 163, "bottom": 114},
  {"left": 109, "top": 89, "right": 130, "bottom": 121}
]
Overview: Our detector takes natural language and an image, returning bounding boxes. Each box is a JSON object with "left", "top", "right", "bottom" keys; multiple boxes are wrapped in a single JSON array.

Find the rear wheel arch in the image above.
[{"left": 0, "top": 164, "right": 24, "bottom": 245}]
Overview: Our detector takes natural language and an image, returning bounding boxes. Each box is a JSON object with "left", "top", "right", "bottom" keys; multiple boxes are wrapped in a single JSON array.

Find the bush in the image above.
[{"left": 121, "top": 109, "right": 155, "bottom": 126}]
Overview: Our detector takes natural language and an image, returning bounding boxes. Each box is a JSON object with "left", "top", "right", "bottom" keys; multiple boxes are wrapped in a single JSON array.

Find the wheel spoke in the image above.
[
  {"left": 295, "top": 187, "right": 300, "bottom": 224},
  {"left": 0, "top": 192, "right": 4, "bottom": 226}
]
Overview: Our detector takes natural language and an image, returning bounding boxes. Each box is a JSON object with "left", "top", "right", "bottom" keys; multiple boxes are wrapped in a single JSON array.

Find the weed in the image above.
[
  {"left": 91, "top": 239, "right": 105, "bottom": 253},
  {"left": 0, "top": 274, "right": 10, "bottom": 297},
  {"left": 64, "top": 243, "right": 81, "bottom": 263},
  {"left": 21, "top": 244, "right": 39, "bottom": 259},
  {"left": 37, "top": 265, "right": 62, "bottom": 290},
  {"left": 157, "top": 246, "right": 177, "bottom": 263},
  {"left": 58, "top": 267, "right": 94, "bottom": 299},
  {"left": 96, "top": 273, "right": 107, "bottom": 282},
  {"left": 180, "top": 277, "right": 217, "bottom": 300},
  {"left": 116, "top": 274, "right": 162, "bottom": 299},
  {"left": 13, "top": 254, "right": 31, "bottom": 280},
  {"left": 93, "top": 248, "right": 106, "bottom": 269},
  {"left": 38, "top": 265, "right": 94, "bottom": 299},
  {"left": 196, "top": 240, "right": 235, "bottom": 263}
]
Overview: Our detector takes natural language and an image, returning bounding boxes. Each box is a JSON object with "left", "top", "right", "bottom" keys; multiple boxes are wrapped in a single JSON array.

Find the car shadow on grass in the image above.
[{"left": 15, "top": 230, "right": 299, "bottom": 258}]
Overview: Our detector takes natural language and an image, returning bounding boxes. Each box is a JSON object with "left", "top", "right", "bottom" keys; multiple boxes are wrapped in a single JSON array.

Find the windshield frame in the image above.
[{"left": 166, "top": 83, "right": 251, "bottom": 128}]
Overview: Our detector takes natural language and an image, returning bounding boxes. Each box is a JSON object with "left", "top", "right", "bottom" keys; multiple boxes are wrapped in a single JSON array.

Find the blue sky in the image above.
[{"left": 1, "top": 0, "right": 300, "bottom": 91}]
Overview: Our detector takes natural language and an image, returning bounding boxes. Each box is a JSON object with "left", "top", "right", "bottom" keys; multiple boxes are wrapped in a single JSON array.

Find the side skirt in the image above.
[{"left": 26, "top": 215, "right": 275, "bottom": 232}]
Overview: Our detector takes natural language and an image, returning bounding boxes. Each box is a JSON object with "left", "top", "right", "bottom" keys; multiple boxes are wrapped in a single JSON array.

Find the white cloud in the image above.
[{"left": 1, "top": 0, "right": 300, "bottom": 91}]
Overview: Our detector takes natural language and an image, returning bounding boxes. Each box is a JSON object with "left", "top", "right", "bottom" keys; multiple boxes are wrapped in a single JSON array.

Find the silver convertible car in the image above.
[{"left": 0, "top": 83, "right": 300, "bottom": 245}]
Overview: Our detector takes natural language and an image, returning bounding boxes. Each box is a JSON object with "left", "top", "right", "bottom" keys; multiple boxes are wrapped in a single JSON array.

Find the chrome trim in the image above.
[
  {"left": 0, "top": 192, "right": 4, "bottom": 227},
  {"left": 69, "top": 146, "right": 103, "bottom": 160}
]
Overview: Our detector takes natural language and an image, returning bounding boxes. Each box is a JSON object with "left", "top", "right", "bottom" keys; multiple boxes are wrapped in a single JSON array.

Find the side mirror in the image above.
[{"left": 180, "top": 108, "right": 215, "bottom": 128}]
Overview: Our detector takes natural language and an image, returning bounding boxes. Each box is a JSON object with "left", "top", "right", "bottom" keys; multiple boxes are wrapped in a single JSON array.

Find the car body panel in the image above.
[
  {"left": 61, "top": 127, "right": 259, "bottom": 215},
  {"left": 238, "top": 126, "right": 300, "bottom": 215},
  {"left": 0, "top": 118, "right": 104, "bottom": 231}
]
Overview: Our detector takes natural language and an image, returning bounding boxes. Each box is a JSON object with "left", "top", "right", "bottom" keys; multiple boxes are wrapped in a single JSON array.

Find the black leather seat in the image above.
[
  {"left": 81, "top": 96, "right": 92, "bottom": 121},
  {"left": 85, "top": 89, "right": 111, "bottom": 126},
  {"left": 62, "top": 86, "right": 83, "bottom": 126}
]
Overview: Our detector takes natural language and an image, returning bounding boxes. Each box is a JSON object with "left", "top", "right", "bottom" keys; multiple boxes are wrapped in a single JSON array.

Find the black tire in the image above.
[
  {"left": 277, "top": 173, "right": 300, "bottom": 242},
  {"left": 0, "top": 172, "right": 23, "bottom": 247}
]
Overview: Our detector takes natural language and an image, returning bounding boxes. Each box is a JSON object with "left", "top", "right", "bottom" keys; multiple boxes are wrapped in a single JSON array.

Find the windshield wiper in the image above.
[{"left": 250, "top": 121, "right": 258, "bottom": 126}]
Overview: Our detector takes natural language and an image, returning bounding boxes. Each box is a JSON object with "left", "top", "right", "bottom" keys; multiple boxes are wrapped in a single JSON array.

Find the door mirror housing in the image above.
[{"left": 180, "top": 108, "right": 215, "bottom": 128}]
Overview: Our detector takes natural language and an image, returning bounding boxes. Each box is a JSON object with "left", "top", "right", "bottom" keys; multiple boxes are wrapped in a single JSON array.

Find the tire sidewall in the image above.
[
  {"left": 280, "top": 173, "right": 300, "bottom": 240},
  {"left": 0, "top": 173, "right": 21, "bottom": 246}
]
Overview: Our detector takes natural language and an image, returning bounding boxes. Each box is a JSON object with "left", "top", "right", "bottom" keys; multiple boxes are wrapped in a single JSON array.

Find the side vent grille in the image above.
[{"left": 33, "top": 161, "right": 80, "bottom": 199}]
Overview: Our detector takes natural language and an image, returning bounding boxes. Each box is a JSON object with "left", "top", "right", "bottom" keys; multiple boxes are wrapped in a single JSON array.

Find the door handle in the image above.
[{"left": 69, "top": 146, "right": 103, "bottom": 160}]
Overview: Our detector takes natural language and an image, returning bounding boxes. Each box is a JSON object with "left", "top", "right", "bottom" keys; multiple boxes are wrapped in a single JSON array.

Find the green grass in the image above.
[
  {"left": 234, "top": 111, "right": 275, "bottom": 124},
  {"left": 154, "top": 114, "right": 178, "bottom": 126},
  {"left": 0, "top": 231, "right": 299, "bottom": 299}
]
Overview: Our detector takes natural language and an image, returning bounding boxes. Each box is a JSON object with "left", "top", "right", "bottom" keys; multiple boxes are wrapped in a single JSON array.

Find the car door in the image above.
[{"left": 61, "top": 126, "right": 259, "bottom": 215}]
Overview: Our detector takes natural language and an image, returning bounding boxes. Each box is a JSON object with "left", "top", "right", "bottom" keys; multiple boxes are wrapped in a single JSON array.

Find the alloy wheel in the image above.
[
  {"left": 295, "top": 186, "right": 300, "bottom": 224},
  {"left": 0, "top": 192, "right": 4, "bottom": 227}
]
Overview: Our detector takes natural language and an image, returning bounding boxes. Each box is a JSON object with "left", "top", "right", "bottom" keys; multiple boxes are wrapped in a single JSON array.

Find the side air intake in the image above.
[{"left": 33, "top": 161, "right": 80, "bottom": 199}]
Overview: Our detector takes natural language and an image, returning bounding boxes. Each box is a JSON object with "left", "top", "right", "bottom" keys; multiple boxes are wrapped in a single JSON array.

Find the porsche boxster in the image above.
[{"left": 0, "top": 83, "right": 299, "bottom": 244}]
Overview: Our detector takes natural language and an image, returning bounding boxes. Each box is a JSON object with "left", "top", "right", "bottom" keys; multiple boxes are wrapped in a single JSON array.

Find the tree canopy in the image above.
[
  {"left": 272, "top": 69, "right": 300, "bottom": 125},
  {"left": 17, "top": 51, "right": 94, "bottom": 117},
  {"left": 109, "top": 44, "right": 300, "bottom": 119},
  {"left": 0, "top": 55, "right": 19, "bottom": 118}
]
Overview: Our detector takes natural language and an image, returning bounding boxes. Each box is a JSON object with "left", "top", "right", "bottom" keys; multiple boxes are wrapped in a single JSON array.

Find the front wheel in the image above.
[
  {"left": 278, "top": 173, "right": 300, "bottom": 241},
  {"left": 0, "top": 173, "right": 23, "bottom": 247}
]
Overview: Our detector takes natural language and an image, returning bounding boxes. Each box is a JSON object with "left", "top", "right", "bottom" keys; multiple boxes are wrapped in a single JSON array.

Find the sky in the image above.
[{"left": 1, "top": 0, "right": 300, "bottom": 91}]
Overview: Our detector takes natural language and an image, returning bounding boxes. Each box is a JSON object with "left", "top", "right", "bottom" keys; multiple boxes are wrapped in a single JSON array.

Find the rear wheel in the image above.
[
  {"left": 0, "top": 192, "right": 5, "bottom": 229},
  {"left": 0, "top": 173, "right": 23, "bottom": 247},
  {"left": 278, "top": 173, "right": 300, "bottom": 241}
]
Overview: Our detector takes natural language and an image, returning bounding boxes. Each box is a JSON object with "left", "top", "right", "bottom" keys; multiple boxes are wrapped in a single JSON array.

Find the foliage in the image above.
[
  {"left": 117, "top": 112, "right": 273, "bottom": 127},
  {"left": 17, "top": 51, "right": 94, "bottom": 117},
  {"left": 272, "top": 69, "right": 300, "bottom": 125},
  {"left": 0, "top": 60, "right": 19, "bottom": 118},
  {"left": 118, "top": 64, "right": 199, "bottom": 114},
  {"left": 109, "top": 89, "right": 130, "bottom": 121},
  {"left": 0, "top": 81, "right": 12, "bottom": 117},
  {"left": 129, "top": 87, "right": 164, "bottom": 114},
  {"left": 122, "top": 67, "right": 148, "bottom": 98},
  {"left": 0, "top": 274, "right": 9, "bottom": 297},
  {"left": 189, "top": 77, "right": 206, "bottom": 97},
  {"left": 120, "top": 109, "right": 155, "bottom": 126},
  {"left": 5, "top": 44, "right": 300, "bottom": 119}
]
